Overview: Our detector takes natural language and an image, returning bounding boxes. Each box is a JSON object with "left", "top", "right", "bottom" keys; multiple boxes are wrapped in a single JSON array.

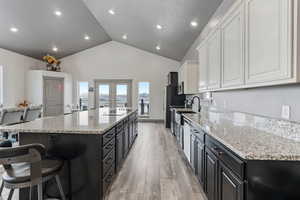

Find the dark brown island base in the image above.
[
  {"left": 171, "top": 107, "right": 300, "bottom": 200},
  {"left": 2, "top": 108, "right": 138, "bottom": 200}
]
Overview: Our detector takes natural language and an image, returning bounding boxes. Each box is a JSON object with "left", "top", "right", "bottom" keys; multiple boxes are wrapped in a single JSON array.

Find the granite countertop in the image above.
[
  {"left": 182, "top": 107, "right": 300, "bottom": 161},
  {"left": 0, "top": 108, "right": 137, "bottom": 135}
]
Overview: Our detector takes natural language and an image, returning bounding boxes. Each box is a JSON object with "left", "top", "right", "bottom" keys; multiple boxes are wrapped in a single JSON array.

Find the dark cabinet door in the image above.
[
  {"left": 196, "top": 140, "right": 205, "bottom": 185},
  {"left": 219, "top": 163, "right": 244, "bottom": 200},
  {"left": 190, "top": 134, "right": 196, "bottom": 171},
  {"left": 205, "top": 149, "right": 218, "bottom": 200},
  {"left": 116, "top": 132, "right": 123, "bottom": 171},
  {"left": 123, "top": 124, "right": 129, "bottom": 157}
]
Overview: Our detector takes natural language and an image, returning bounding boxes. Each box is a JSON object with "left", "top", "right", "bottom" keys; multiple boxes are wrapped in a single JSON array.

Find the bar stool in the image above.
[
  {"left": 23, "top": 105, "right": 43, "bottom": 122},
  {"left": 0, "top": 143, "right": 66, "bottom": 200},
  {"left": 0, "top": 107, "right": 25, "bottom": 141}
]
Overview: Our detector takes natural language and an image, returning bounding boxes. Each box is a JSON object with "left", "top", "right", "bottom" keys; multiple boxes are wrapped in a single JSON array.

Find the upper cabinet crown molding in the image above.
[{"left": 196, "top": 0, "right": 299, "bottom": 93}]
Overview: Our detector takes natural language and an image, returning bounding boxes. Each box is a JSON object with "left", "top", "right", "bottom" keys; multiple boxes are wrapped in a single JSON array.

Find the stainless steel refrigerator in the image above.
[{"left": 164, "top": 72, "right": 185, "bottom": 128}]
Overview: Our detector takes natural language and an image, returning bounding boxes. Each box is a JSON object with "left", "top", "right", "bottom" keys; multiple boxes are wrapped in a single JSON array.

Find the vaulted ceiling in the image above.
[{"left": 0, "top": 0, "right": 222, "bottom": 61}]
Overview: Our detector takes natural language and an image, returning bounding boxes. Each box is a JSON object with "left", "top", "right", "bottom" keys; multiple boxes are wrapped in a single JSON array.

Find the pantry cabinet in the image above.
[
  {"left": 221, "top": 2, "right": 244, "bottom": 88},
  {"left": 245, "top": 0, "right": 293, "bottom": 84}
]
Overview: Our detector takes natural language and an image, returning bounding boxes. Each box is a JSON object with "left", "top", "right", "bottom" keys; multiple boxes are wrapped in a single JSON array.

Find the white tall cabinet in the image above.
[
  {"left": 26, "top": 70, "right": 73, "bottom": 115},
  {"left": 178, "top": 61, "right": 199, "bottom": 94},
  {"left": 197, "top": 0, "right": 299, "bottom": 93}
]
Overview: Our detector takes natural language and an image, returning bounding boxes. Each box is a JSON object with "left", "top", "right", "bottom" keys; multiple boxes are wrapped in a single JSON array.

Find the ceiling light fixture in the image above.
[
  {"left": 84, "top": 35, "right": 90, "bottom": 40},
  {"left": 156, "top": 45, "right": 161, "bottom": 51},
  {"left": 10, "top": 27, "right": 18, "bottom": 33},
  {"left": 52, "top": 46, "right": 58, "bottom": 52},
  {"left": 54, "top": 10, "right": 62, "bottom": 17},
  {"left": 156, "top": 24, "right": 163, "bottom": 30},
  {"left": 108, "top": 9, "right": 115, "bottom": 15},
  {"left": 122, "top": 34, "right": 127, "bottom": 40},
  {"left": 190, "top": 21, "right": 198, "bottom": 27}
]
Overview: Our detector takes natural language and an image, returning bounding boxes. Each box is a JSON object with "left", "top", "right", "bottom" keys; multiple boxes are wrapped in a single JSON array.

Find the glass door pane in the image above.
[
  {"left": 98, "top": 84, "right": 110, "bottom": 109},
  {"left": 116, "top": 84, "right": 128, "bottom": 108},
  {"left": 138, "top": 82, "right": 150, "bottom": 117}
]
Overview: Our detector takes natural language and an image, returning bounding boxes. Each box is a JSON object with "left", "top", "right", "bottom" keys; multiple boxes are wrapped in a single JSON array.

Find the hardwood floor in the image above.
[
  {"left": 0, "top": 122, "right": 206, "bottom": 200},
  {"left": 105, "top": 122, "right": 207, "bottom": 200}
]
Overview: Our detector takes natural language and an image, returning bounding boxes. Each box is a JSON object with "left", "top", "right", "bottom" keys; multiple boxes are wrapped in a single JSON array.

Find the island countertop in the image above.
[
  {"left": 0, "top": 108, "right": 137, "bottom": 134},
  {"left": 181, "top": 107, "right": 300, "bottom": 161}
]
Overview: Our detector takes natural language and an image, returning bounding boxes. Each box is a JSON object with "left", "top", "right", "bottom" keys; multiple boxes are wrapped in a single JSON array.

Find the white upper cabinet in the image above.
[
  {"left": 221, "top": 2, "right": 245, "bottom": 88},
  {"left": 245, "top": 0, "right": 293, "bottom": 84},
  {"left": 207, "top": 29, "right": 221, "bottom": 89},
  {"left": 196, "top": 0, "right": 298, "bottom": 92},
  {"left": 198, "top": 40, "right": 208, "bottom": 92},
  {"left": 178, "top": 61, "right": 199, "bottom": 94}
]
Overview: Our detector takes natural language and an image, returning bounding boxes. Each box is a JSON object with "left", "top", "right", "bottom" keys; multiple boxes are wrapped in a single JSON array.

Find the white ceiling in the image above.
[{"left": 0, "top": 0, "right": 223, "bottom": 61}]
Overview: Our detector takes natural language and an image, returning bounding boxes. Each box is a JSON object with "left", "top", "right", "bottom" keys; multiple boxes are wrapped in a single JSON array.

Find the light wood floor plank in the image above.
[{"left": 105, "top": 122, "right": 206, "bottom": 200}]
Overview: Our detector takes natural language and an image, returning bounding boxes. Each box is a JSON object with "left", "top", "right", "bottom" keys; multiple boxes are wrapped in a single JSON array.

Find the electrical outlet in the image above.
[{"left": 281, "top": 105, "right": 291, "bottom": 120}]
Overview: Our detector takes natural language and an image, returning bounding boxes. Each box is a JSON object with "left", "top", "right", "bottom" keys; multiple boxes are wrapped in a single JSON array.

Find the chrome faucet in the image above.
[{"left": 191, "top": 96, "right": 201, "bottom": 113}]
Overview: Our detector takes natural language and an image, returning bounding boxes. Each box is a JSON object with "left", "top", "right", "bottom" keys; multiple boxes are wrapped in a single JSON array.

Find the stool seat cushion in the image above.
[{"left": 2, "top": 159, "right": 63, "bottom": 184}]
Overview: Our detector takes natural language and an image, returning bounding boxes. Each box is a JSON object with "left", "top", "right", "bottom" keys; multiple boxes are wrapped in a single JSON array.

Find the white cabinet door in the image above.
[
  {"left": 207, "top": 29, "right": 222, "bottom": 89},
  {"left": 185, "top": 62, "right": 199, "bottom": 94},
  {"left": 198, "top": 41, "right": 208, "bottom": 92},
  {"left": 221, "top": 3, "right": 244, "bottom": 88},
  {"left": 245, "top": 0, "right": 292, "bottom": 84}
]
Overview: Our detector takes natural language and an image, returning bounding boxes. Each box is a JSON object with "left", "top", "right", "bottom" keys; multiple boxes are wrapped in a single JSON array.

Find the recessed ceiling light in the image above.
[
  {"left": 54, "top": 10, "right": 62, "bottom": 17},
  {"left": 52, "top": 46, "right": 58, "bottom": 52},
  {"left": 108, "top": 9, "right": 115, "bottom": 15},
  {"left": 156, "top": 45, "right": 161, "bottom": 50},
  {"left": 122, "top": 34, "right": 127, "bottom": 40},
  {"left": 156, "top": 24, "right": 163, "bottom": 30},
  {"left": 10, "top": 27, "right": 18, "bottom": 33},
  {"left": 84, "top": 35, "right": 90, "bottom": 40},
  {"left": 190, "top": 21, "right": 198, "bottom": 27}
]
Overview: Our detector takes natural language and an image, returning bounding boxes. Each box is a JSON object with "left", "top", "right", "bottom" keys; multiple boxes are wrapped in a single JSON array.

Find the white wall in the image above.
[
  {"left": 61, "top": 41, "right": 180, "bottom": 119},
  {"left": 0, "top": 48, "right": 42, "bottom": 106}
]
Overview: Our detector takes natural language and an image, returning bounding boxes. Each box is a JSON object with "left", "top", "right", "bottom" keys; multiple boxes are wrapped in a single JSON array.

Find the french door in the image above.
[{"left": 95, "top": 80, "right": 132, "bottom": 109}]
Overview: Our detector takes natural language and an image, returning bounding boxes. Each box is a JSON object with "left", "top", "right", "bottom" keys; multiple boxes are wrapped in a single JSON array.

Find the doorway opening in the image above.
[
  {"left": 78, "top": 81, "right": 88, "bottom": 110},
  {"left": 95, "top": 80, "right": 132, "bottom": 110}
]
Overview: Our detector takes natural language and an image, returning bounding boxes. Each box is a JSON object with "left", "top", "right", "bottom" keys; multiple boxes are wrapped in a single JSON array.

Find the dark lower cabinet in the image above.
[
  {"left": 190, "top": 134, "right": 196, "bottom": 171},
  {"left": 123, "top": 123, "right": 129, "bottom": 157},
  {"left": 218, "top": 162, "right": 244, "bottom": 200},
  {"left": 196, "top": 140, "right": 204, "bottom": 185},
  {"left": 116, "top": 132, "right": 123, "bottom": 171},
  {"left": 205, "top": 149, "right": 218, "bottom": 200}
]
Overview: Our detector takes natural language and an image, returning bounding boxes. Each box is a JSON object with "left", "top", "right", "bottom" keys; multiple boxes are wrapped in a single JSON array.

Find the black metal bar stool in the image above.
[{"left": 0, "top": 142, "right": 66, "bottom": 200}]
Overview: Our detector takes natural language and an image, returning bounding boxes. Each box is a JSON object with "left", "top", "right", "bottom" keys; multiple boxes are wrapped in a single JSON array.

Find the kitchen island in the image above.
[{"left": 1, "top": 107, "right": 138, "bottom": 200}]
